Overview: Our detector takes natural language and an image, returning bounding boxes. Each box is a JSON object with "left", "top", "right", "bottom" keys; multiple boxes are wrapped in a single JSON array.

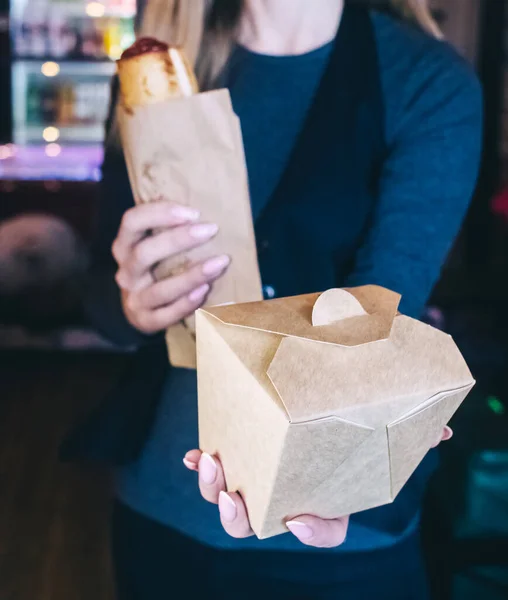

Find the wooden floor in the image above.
[
  {"left": 0, "top": 351, "right": 128, "bottom": 600},
  {"left": 1, "top": 348, "right": 506, "bottom": 600}
]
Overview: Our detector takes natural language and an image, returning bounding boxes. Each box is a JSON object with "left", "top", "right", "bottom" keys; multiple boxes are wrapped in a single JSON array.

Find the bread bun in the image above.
[{"left": 117, "top": 37, "right": 198, "bottom": 110}]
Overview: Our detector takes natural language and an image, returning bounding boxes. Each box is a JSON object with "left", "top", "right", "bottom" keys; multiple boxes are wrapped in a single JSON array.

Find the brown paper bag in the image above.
[
  {"left": 196, "top": 286, "right": 475, "bottom": 539},
  {"left": 118, "top": 89, "right": 263, "bottom": 368}
]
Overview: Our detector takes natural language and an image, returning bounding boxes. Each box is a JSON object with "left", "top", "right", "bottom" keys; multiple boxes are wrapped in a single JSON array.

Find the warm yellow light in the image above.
[
  {"left": 42, "top": 127, "right": 60, "bottom": 142},
  {"left": 41, "top": 61, "right": 60, "bottom": 77},
  {"left": 45, "top": 143, "right": 62, "bottom": 158},
  {"left": 108, "top": 45, "right": 123, "bottom": 60},
  {"left": 86, "top": 2, "right": 106, "bottom": 17}
]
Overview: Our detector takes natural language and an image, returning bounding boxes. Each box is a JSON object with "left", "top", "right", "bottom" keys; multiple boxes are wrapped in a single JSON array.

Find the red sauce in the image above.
[{"left": 120, "top": 37, "right": 169, "bottom": 60}]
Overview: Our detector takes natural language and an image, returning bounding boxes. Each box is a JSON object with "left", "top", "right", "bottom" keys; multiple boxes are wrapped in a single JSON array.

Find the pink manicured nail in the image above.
[
  {"left": 219, "top": 491, "right": 237, "bottom": 523},
  {"left": 183, "top": 458, "right": 198, "bottom": 470},
  {"left": 188, "top": 283, "right": 210, "bottom": 303},
  {"left": 171, "top": 205, "right": 200, "bottom": 221},
  {"left": 199, "top": 452, "right": 217, "bottom": 485},
  {"left": 189, "top": 223, "right": 219, "bottom": 240},
  {"left": 202, "top": 254, "right": 231, "bottom": 276},
  {"left": 286, "top": 521, "right": 314, "bottom": 541},
  {"left": 442, "top": 426, "right": 453, "bottom": 441}
]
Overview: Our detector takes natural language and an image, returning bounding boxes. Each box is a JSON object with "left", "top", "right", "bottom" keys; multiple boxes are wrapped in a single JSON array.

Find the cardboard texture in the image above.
[
  {"left": 118, "top": 89, "right": 263, "bottom": 369},
  {"left": 196, "top": 285, "right": 475, "bottom": 539}
]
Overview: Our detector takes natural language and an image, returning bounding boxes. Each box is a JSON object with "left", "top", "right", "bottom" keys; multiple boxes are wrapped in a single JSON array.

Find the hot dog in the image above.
[{"left": 117, "top": 37, "right": 198, "bottom": 111}]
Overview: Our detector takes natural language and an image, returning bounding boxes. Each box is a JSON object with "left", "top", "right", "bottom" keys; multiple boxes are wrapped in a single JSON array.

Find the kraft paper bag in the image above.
[
  {"left": 118, "top": 90, "right": 263, "bottom": 368},
  {"left": 196, "top": 285, "right": 475, "bottom": 539}
]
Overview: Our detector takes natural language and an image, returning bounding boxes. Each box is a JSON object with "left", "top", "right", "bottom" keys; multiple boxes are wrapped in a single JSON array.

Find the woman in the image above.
[{"left": 86, "top": 0, "right": 482, "bottom": 597}]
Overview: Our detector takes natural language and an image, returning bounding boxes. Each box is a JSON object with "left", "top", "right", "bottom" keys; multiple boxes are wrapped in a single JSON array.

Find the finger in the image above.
[
  {"left": 117, "top": 222, "right": 219, "bottom": 289},
  {"left": 286, "top": 515, "right": 349, "bottom": 548},
  {"left": 218, "top": 491, "right": 254, "bottom": 539},
  {"left": 112, "top": 203, "right": 200, "bottom": 263},
  {"left": 183, "top": 449, "right": 202, "bottom": 472},
  {"left": 116, "top": 270, "right": 154, "bottom": 294},
  {"left": 442, "top": 426, "right": 453, "bottom": 441},
  {"left": 138, "top": 254, "right": 231, "bottom": 310},
  {"left": 130, "top": 282, "right": 210, "bottom": 333},
  {"left": 431, "top": 426, "right": 453, "bottom": 448},
  {"left": 198, "top": 453, "right": 226, "bottom": 504}
]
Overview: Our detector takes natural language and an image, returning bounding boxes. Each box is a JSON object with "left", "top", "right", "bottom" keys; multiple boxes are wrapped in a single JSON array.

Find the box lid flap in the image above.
[
  {"left": 265, "top": 315, "right": 475, "bottom": 422},
  {"left": 204, "top": 286, "right": 401, "bottom": 346}
]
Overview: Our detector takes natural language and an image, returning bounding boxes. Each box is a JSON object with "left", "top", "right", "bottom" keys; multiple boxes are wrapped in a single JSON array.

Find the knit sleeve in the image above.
[
  {"left": 83, "top": 77, "right": 157, "bottom": 346},
  {"left": 346, "top": 21, "right": 483, "bottom": 318}
]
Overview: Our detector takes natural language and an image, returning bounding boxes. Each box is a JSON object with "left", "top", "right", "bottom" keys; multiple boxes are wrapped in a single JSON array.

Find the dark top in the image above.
[
  {"left": 225, "top": 41, "right": 334, "bottom": 221},
  {"left": 83, "top": 7, "right": 482, "bottom": 568}
]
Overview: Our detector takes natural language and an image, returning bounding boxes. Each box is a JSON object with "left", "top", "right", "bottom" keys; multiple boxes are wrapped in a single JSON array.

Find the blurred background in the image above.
[{"left": 0, "top": 0, "right": 507, "bottom": 599}]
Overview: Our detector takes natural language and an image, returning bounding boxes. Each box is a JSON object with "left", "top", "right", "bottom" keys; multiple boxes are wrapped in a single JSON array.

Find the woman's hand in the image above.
[
  {"left": 184, "top": 426, "right": 453, "bottom": 548},
  {"left": 112, "top": 202, "right": 230, "bottom": 334},
  {"left": 183, "top": 449, "right": 349, "bottom": 548}
]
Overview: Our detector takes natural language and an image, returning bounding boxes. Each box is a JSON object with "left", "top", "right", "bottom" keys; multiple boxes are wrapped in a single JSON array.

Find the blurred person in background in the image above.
[{"left": 83, "top": 0, "right": 482, "bottom": 597}]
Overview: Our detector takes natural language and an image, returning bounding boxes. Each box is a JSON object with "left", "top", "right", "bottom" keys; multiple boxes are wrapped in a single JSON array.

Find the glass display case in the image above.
[
  {"left": 0, "top": 0, "right": 137, "bottom": 349},
  {"left": 2, "top": 0, "right": 135, "bottom": 180}
]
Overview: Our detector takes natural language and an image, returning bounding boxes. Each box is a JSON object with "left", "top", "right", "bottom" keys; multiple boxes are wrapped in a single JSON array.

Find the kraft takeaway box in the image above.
[
  {"left": 117, "top": 41, "right": 262, "bottom": 369},
  {"left": 196, "top": 286, "right": 475, "bottom": 539}
]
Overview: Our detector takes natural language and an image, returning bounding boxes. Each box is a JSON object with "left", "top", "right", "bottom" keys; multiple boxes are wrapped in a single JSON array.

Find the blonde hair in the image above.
[
  {"left": 138, "top": 0, "right": 443, "bottom": 89},
  {"left": 107, "top": 1, "right": 441, "bottom": 147}
]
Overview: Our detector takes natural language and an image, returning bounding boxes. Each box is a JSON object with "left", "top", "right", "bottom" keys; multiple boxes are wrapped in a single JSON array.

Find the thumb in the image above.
[{"left": 431, "top": 425, "right": 453, "bottom": 448}]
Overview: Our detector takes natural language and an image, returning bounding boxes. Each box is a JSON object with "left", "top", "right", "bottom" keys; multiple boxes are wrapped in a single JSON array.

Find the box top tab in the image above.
[{"left": 204, "top": 286, "right": 401, "bottom": 347}]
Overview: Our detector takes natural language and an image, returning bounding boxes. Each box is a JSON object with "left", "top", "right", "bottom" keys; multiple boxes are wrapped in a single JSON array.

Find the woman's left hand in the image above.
[
  {"left": 184, "top": 426, "right": 453, "bottom": 548},
  {"left": 183, "top": 449, "right": 349, "bottom": 547}
]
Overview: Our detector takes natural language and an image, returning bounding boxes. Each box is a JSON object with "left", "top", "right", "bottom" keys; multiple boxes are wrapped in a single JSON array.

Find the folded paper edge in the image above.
[
  {"left": 198, "top": 307, "right": 399, "bottom": 349},
  {"left": 118, "top": 87, "right": 234, "bottom": 114},
  {"left": 202, "top": 286, "right": 402, "bottom": 347},
  {"left": 197, "top": 310, "right": 291, "bottom": 421},
  {"left": 386, "top": 381, "right": 475, "bottom": 501},
  {"left": 386, "top": 381, "right": 475, "bottom": 427}
]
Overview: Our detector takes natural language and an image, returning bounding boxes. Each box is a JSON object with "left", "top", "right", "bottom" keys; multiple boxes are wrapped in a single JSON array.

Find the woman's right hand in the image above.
[{"left": 112, "top": 202, "right": 230, "bottom": 334}]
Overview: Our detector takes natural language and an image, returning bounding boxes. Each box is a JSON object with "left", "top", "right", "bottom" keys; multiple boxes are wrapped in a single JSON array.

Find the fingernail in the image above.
[
  {"left": 443, "top": 426, "right": 453, "bottom": 441},
  {"left": 189, "top": 223, "right": 219, "bottom": 240},
  {"left": 171, "top": 205, "right": 200, "bottom": 221},
  {"left": 286, "top": 521, "right": 314, "bottom": 541},
  {"left": 188, "top": 283, "right": 210, "bottom": 303},
  {"left": 199, "top": 452, "right": 217, "bottom": 485},
  {"left": 202, "top": 254, "right": 231, "bottom": 276},
  {"left": 183, "top": 458, "right": 198, "bottom": 471},
  {"left": 219, "top": 491, "right": 237, "bottom": 523}
]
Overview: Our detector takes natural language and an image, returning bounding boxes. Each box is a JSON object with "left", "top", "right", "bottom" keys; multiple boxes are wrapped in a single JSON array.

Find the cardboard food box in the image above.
[
  {"left": 117, "top": 41, "right": 262, "bottom": 369},
  {"left": 196, "top": 286, "right": 475, "bottom": 539}
]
